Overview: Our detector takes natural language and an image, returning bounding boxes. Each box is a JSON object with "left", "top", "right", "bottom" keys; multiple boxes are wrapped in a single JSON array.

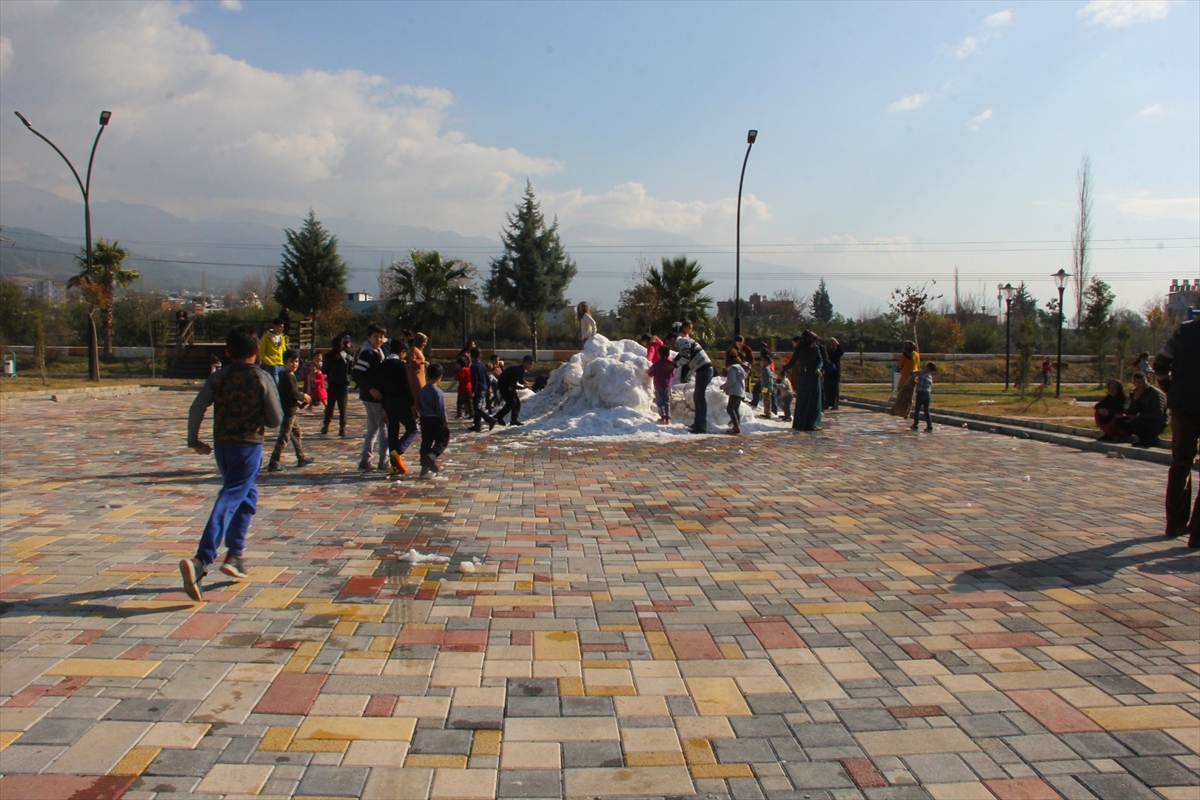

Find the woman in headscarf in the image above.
[
  {"left": 1094, "top": 379, "right": 1128, "bottom": 441},
  {"left": 890, "top": 341, "right": 920, "bottom": 416},
  {"left": 781, "top": 331, "right": 825, "bottom": 431},
  {"left": 823, "top": 337, "right": 845, "bottom": 410}
]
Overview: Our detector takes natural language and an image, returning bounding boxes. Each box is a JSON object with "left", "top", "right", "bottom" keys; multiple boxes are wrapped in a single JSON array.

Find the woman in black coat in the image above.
[{"left": 823, "top": 337, "right": 845, "bottom": 410}]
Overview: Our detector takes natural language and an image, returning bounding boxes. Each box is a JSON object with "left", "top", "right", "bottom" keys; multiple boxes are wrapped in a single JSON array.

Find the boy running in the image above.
[{"left": 267, "top": 349, "right": 314, "bottom": 472}]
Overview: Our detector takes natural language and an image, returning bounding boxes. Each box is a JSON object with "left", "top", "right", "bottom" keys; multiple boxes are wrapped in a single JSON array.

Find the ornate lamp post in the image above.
[
  {"left": 14, "top": 110, "right": 113, "bottom": 382},
  {"left": 1002, "top": 283, "right": 1016, "bottom": 390},
  {"left": 1052, "top": 269, "right": 1068, "bottom": 398},
  {"left": 734, "top": 129, "right": 757, "bottom": 338}
]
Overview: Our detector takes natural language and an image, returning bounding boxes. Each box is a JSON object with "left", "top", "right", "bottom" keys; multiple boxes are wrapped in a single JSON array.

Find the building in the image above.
[
  {"left": 715, "top": 293, "right": 796, "bottom": 320},
  {"left": 1166, "top": 278, "right": 1200, "bottom": 320},
  {"left": 344, "top": 292, "right": 377, "bottom": 314},
  {"left": 26, "top": 279, "right": 65, "bottom": 304}
]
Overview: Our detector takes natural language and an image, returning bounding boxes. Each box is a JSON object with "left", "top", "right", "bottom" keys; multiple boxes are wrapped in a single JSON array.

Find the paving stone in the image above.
[
  {"left": 497, "top": 768, "right": 563, "bottom": 798},
  {"left": 562, "top": 741, "right": 624, "bottom": 768},
  {"left": 1113, "top": 730, "right": 1191, "bottom": 756},
  {"left": 1075, "top": 772, "right": 1163, "bottom": 799},
  {"left": 1117, "top": 756, "right": 1198, "bottom": 787},
  {"left": 295, "top": 765, "right": 369, "bottom": 797},
  {"left": 784, "top": 761, "right": 855, "bottom": 789}
]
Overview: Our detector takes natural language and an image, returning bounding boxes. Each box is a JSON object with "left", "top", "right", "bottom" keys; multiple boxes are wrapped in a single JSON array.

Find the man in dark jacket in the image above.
[
  {"left": 1153, "top": 318, "right": 1200, "bottom": 546},
  {"left": 1113, "top": 373, "right": 1168, "bottom": 447},
  {"left": 494, "top": 356, "right": 534, "bottom": 426},
  {"left": 468, "top": 347, "right": 496, "bottom": 432},
  {"left": 321, "top": 334, "right": 353, "bottom": 437}
]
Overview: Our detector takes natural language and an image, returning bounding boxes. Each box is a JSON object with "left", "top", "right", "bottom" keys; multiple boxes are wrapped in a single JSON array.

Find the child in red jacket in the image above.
[{"left": 454, "top": 355, "right": 472, "bottom": 419}]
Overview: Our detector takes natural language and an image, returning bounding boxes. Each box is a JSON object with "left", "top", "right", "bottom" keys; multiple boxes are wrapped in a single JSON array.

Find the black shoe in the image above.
[
  {"left": 179, "top": 558, "right": 206, "bottom": 602},
  {"left": 1133, "top": 437, "right": 1158, "bottom": 449},
  {"left": 1166, "top": 526, "right": 1188, "bottom": 539},
  {"left": 689, "top": 427, "right": 706, "bottom": 434},
  {"left": 1189, "top": 534, "right": 1200, "bottom": 549},
  {"left": 488, "top": 417, "right": 496, "bottom": 431},
  {"left": 909, "top": 424, "right": 919, "bottom": 431},
  {"left": 298, "top": 457, "right": 314, "bottom": 467},
  {"left": 509, "top": 420, "right": 523, "bottom": 426},
  {"left": 320, "top": 426, "right": 329, "bottom": 435},
  {"left": 357, "top": 460, "right": 371, "bottom": 471},
  {"left": 338, "top": 430, "right": 346, "bottom": 438},
  {"left": 267, "top": 462, "right": 283, "bottom": 472},
  {"left": 1097, "top": 435, "right": 1114, "bottom": 442},
  {"left": 925, "top": 426, "right": 933, "bottom": 432},
  {"left": 468, "top": 426, "right": 482, "bottom": 433}
]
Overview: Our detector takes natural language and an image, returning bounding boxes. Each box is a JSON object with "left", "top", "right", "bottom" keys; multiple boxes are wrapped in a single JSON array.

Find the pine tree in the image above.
[
  {"left": 811, "top": 278, "right": 833, "bottom": 323},
  {"left": 485, "top": 182, "right": 577, "bottom": 359},
  {"left": 275, "top": 211, "right": 349, "bottom": 340}
]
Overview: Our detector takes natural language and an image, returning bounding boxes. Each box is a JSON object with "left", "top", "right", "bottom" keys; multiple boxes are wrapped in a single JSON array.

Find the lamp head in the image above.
[
  {"left": 99, "top": 111, "right": 112, "bottom": 126},
  {"left": 747, "top": 129, "right": 757, "bottom": 144},
  {"left": 1002, "top": 283, "right": 1016, "bottom": 301},
  {"left": 1052, "top": 269, "right": 1068, "bottom": 290},
  {"left": 14, "top": 111, "right": 31, "bottom": 128}
]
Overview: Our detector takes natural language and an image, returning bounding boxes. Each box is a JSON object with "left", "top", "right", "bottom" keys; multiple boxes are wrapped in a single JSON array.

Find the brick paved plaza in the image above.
[{"left": 1, "top": 391, "right": 1197, "bottom": 800}]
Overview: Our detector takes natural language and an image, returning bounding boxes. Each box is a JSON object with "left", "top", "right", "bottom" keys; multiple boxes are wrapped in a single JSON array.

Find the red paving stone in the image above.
[
  {"left": 169, "top": 612, "right": 234, "bottom": 639},
  {"left": 253, "top": 673, "right": 327, "bottom": 715},
  {"left": 665, "top": 630, "right": 723, "bottom": 660},
  {"left": 747, "top": 620, "right": 807, "bottom": 650},
  {"left": 0, "top": 775, "right": 134, "bottom": 800},
  {"left": 842, "top": 758, "right": 888, "bottom": 788},
  {"left": 985, "top": 777, "right": 1063, "bottom": 800},
  {"left": 340, "top": 576, "right": 386, "bottom": 595}
]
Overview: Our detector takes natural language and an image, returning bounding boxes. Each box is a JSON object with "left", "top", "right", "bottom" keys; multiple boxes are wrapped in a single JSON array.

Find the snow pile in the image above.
[{"left": 511, "top": 334, "right": 789, "bottom": 440}]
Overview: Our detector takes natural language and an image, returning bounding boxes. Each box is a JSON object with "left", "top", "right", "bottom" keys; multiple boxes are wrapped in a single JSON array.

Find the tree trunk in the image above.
[
  {"left": 530, "top": 317, "right": 539, "bottom": 362},
  {"left": 102, "top": 304, "right": 115, "bottom": 358}
]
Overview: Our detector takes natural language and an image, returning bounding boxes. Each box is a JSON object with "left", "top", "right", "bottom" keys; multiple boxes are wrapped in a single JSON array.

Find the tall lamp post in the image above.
[
  {"left": 1002, "top": 283, "right": 1016, "bottom": 390},
  {"left": 15, "top": 110, "right": 112, "bottom": 382},
  {"left": 457, "top": 280, "right": 468, "bottom": 347},
  {"left": 1052, "top": 269, "right": 1068, "bottom": 398},
  {"left": 734, "top": 129, "right": 757, "bottom": 338}
]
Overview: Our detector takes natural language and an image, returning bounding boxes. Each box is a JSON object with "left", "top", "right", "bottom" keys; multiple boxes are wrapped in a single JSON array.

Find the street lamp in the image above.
[
  {"left": 15, "top": 110, "right": 113, "bottom": 382},
  {"left": 1052, "top": 269, "right": 1069, "bottom": 398},
  {"left": 458, "top": 280, "right": 468, "bottom": 347},
  {"left": 734, "top": 128, "right": 757, "bottom": 338},
  {"left": 1002, "top": 283, "right": 1016, "bottom": 390}
]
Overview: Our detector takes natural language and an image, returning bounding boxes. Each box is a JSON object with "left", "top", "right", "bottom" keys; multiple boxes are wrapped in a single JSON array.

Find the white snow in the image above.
[{"left": 502, "top": 335, "right": 792, "bottom": 440}]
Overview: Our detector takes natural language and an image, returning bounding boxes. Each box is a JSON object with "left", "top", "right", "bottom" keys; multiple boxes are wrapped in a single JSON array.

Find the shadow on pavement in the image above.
[
  {"left": 0, "top": 581, "right": 228, "bottom": 618},
  {"left": 953, "top": 535, "right": 1200, "bottom": 589}
]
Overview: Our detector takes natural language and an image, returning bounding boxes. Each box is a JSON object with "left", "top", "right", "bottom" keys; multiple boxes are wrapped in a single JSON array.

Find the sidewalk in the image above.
[{"left": 0, "top": 396, "right": 1196, "bottom": 800}]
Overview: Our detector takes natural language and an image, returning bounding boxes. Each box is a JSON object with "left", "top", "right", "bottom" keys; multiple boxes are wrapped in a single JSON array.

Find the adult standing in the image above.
[
  {"left": 258, "top": 318, "right": 288, "bottom": 386},
  {"left": 782, "top": 331, "right": 825, "bottom": 431},
  {"left": 407, "top": 332, "right": 429, "bottom": 401},
  {"left": 824, "top": 338, "right": 845, "bottom": 410},
  {"left": 1153, "top": 319, "right": 1200, "bottom": 546},
  {"left": 890, "top": 341, "right": 920, "bottom": 417},
  {"left": 668, "top": 318, "right": 714, "bottom": 434},
  {"left": 578, "top": 302, "right": 597, "bottom": 348},
  {"left": 321, "top": 334, "right": 352, "bottom": 437}
]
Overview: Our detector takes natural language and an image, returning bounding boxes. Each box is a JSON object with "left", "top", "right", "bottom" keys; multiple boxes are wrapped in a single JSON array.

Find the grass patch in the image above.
[{"left": 845, "top": 384, "right": 1097, "bottom": 424}]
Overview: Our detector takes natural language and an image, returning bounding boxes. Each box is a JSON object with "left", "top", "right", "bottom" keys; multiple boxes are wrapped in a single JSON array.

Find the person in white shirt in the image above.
[{"left": 577, "top": 302, "right": 597, "bottom": 347}]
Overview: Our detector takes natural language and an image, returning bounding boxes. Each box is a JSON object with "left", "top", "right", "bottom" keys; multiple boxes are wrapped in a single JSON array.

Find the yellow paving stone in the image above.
[
  {"left": 718, "top": 643, "right": 745, "bottom": 659},
  {"left": 1038, "top": 645, "right": 1095, "bottom": 662},
  {"left": 138, "top": 722, "right": 210, "bottom": 749},
  {"left": 565, "top": 766, "right": 694, "bottom": 797},
  {"left": 778, "top": 664, "right": 849, "bottom": 701},
  {"left": 986, "top": 670, "right": 1088, "bottom": 690},
  {"left": 734, "top": 675, "right": 792, "bottom": 694},
  {"left": 245, "top": 587, "right": 301, "bottom": 609},
  {"left": 793, "top": 602, "right": 876, "bottom": 615},
  {"left": 46, "top": 658, "right": 160, "bottom": 679},
  {"left": 431, "top": 668, "right": 482, "bottom": 687},
  {"left": 627, "top": 751, "right": 687, "bottom": 767},
  {"left": 936, "top": 674, "right": 994, "bottom": 693},
  {"left": 622, "top": 727, "right": 681, "bottom": 752},
  {"left": 228, "top": 663, "right": 284, "bottom": 682},
  {"left": 287, "top": 738, "right": 349, "bottom": 753},
  {"left": 899, "top": 685, "right": 956, "bottom": 705},
  {"left": 0, "top": 731, "right": 21, "bottom": 751},
  {"left": 710, "top": 571, "right": 782, "bottom": 581},
  {"left": 827, "top": 662, "right": 883, "bottom": 682},
  {"left": 407, "top": 754, "right": 468, "bottom": 769},
  {"left": 558, "top": 676, "right": 586, "bottom": 696},
  {"left": 770, "top": 648, "right": 820, "bottom": 665},
  {"left": 195, "top": 763, "right": 275, "bottom": 795},
  {"left": 295, "top": 717, "right": 417, "bottom": 742},
  {"left": 281, "top": 655, "right": 314, "bottom": 673},
  {"left": 343, "top": 740, "right": 409, "bottom": 767},
  {"left": 645, "top": 630, "right": 676, "bottom": 660},
  {"left": 1159, "top": 788, "right": 1200, "bottom": 800},
  {"left": 898, "top": 660, "right": 951, "bottom": 677},
  {"left": 673, "top": 520, "right": 705, "bottom": 531},
  {"left": 1053, "top": 687, "right": 1121, "bottom": 708},
  {"left": 634, "top": 676, "right": 689, "bottom": 696},
  {"left": 1083, "top": 704, "right": 1200, "bottom": 731},
  {"left": 856, "top": 729, "right": 979, "bottom": 756},
  {"left": 392, "top": 696, "right": 451, "bottom": 718},
  {"left": 690, "top": 763, "right": 754, "bottom": 779},
  {"left": 586, "top": 684, "right": 637, "bottom": 696},
  {"left": 259, "top": 726, "right": 296, "bottom": 751},
  {"left": 1166, "top": 727, "right": 1200, "bottom": 754},
  {"left": 926, "top": 782, "right": 997, "bottom": 799},
  {"left": 682, "top": 738, "right": 718, "bottom": 765},
  {"left": 533, "top": 630, "right": 581, "bottom": 660},
  {"left": 1133, "top": 674, "right": 1198, "bottom": 695},
  {"left": 471, "top": 595, "right": 554, "bottom": 608},
  {"left": 613, "top": 696, "right": 671, "bottom": 717},
  {"left": 472, "top": 729, "right": 502, "bottom": 757},
  {"left": 430, "top": 767, "right": 497, "bottom": 799},
  {"left": 979, "top": 647, "right": 1038, "bottom": 667},
  {"left": 582, "top": 659, "right": 631, "bottom": 669},
  {"left": 310, "top": 695, "right": 370, "bottom": 716},
  {"left": 632, "top": 661, "right": 682, "bottom": 678},
  {"left": 685, "top": 677, "right": 752, "bottom": 716},
  {"left": 501, "top": 741, "right": 559, "bottom": 769},
  {"left": 109, "top": 746, "right": 160, "bottom": 776},
  {"left": 878, "top": 557, "right": 934, "bottom": 577},
  {"left": 1040, "top": 587, "right": 1096, "bottom": 606}
]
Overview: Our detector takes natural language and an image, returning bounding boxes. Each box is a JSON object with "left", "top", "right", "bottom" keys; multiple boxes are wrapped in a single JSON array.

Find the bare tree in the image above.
[
  {"left": 1071, "top": 156, "right": 1093, "bottom": 328},
  {"left": 888, "top": 282, "right": 941, "bottom": 348}
]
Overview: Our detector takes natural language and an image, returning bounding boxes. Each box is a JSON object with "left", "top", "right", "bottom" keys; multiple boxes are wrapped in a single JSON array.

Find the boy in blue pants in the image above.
[
  {"left": 910, "top": 362, "right": 938, "bottom": 432},
  {"left": 182, "top": 325, "right": 283, "bottom": 601}
]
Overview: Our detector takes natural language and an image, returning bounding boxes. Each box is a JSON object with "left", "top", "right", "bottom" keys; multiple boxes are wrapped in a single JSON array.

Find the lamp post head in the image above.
[
  {"left": 747, "top": 129, "right": 757, "bottom": 144},
  {"left": 99, "top": 111, "right": 112, "bottom": 126},
  {"left": 14, "top": 111, "right": 32, "bottom": 128},
  {"left": 1002, "top": 283, "right": 1016, "bottom": 302},
  {"left": 1052, "top": 269, "right": 1068, "bottom": 291}
]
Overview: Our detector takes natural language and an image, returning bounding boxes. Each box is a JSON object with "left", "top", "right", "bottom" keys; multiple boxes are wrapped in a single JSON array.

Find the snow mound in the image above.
[{"left": 512, "top": 335, "right": 790, "bottom": 440}]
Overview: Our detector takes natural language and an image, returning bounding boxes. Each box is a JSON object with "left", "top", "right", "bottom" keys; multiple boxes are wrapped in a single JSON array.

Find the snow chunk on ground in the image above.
[{"left": 511, "top": 334, "right": 790, "bottom": 440}]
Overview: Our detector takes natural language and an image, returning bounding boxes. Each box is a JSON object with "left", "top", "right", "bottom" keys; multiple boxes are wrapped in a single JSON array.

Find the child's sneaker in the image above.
[
  {"left": 390, "top": 450, "right": 407, "bottom": 475},
  {"left": 357, "top": 459, "right": 371, "bottom": 471},
  {"left": 909, "top": 423, "right": 919, "bottom": 431},
  {"left": 925, "top": 425, "right": 934, "bottom": 432},
  {"left": 267, "top": 461, "right": 283, "bottom": 472},
  {"left": 220, "top": 555, "right": 249, "bottom": 579},
  {"left": 179, "top": 558, "right": 206, "bottom": 602},
  {"left": 730, "top": 426, "right": 741, "bottom": 435},
  {"left": 298, "top": 457, "right": 315, "bottom": 467}
]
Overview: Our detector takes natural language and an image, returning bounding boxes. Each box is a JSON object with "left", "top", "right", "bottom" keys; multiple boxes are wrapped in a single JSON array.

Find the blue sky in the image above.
[{"left": 1, "top": 0, "right": 1196, "bottom": 315}]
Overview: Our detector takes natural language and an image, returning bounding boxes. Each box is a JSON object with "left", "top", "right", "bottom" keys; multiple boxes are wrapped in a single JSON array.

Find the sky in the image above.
[{"left": 1, "top": 0, "right": 1197, "bottom": 317}]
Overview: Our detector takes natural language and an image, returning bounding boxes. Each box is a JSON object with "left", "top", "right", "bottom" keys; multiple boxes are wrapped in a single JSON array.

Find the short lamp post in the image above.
[
  {"left": 1002, "top": 283, "right": 1016, "bottom": 391},
  {"left": 1052, "top": 269, "right": 1068, "bottom": 398},
  {"left": 734, "top": 128, "right": 757, "bottom": 338},
  {"left": 457, "top": 280, "right": 468, "bottom": 347},
  {"left": 15, "top": 110, "right": 112, "bottom": 382}
]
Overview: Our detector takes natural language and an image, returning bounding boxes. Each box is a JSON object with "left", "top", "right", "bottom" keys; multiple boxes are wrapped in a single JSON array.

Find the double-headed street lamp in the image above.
[
  {"left": 734, "top": 129, "right": 757, "bottom": 338},
  {"left": 1002, "top": 283, "right": 1016, "bottom": 391},
  {"left": 15, "top": 110, "right": 113, "bottom": 382},
  {"left": 1052, "top": 269, "right": 1069, "bottom": 398}
]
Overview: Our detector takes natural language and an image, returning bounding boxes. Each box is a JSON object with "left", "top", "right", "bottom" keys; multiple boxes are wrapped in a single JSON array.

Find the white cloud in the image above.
[
  {"left": 953, "top": 35, "right": 980, "bottom": 58},
  {"left": 1079, "top": 0, "right": 1174, "bottom": 27},
  {"left": 1115, "top": 191, "right": 1199, "bottom": 221},
  {"left": 985, "top": 9, "right": 1014, "bottom": 27},
  {"left": 219, "top": 0, "right": 242, "bottom": 10},
  {"left": 1137, "top": 103, "right": 1164, "bottom": 116},
  {"left": 0, "top": 1, "right": 740, "bottom": 240},
  {"left": 545, "top": 182, "right": 771, "bottom": 239},
  {"left": 966, "top": 109, "right": 993, "bottom": 131},
  {"left": 889, "top": 93, "right": 931, "bottom": 113}
]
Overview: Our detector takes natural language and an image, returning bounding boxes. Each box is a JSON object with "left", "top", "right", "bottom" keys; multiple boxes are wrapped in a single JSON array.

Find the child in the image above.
[
  {"left": 488, "top": 354, "right": 503, "bottom": 411},
  {"left": 647, "top": 345, "right": 675, "bottom": 424},
  {"left": 352, "top": 323, "right": 388, "bottom": 470},
  {"left": 183, "top": 324, "right": 283, "bottom": 601},
  {"left": 268, "top": 349, "right": 314, "bottom": 472},
  {"left": 777, "top": 372, "right": 794, "bottom": 421},
  {"left": 418, "top": 363, "right": 450, "bottom": 478},
  {"left": 469, "top": 347, "right": 496, "bottom": 432},
  {"left": 454, "top": 355, "right": 472, "bottom": 419},
  {"left": 758, "top": 353, "right": 776, "bottom": 418},
  {"left": 494, "top": 356, "right": 534, "bottom": 426},
  {"left": 380, "top": 338, "right": 416, "bottom": 475},
  {"left": 208, "top": 355, "right": 222, "bottom": 375},
  {"left": 910, "top": 361, "right": 938, "bottom": 432},
  {"left": 304, "top": 352, "right": 327, "bottom": 412},
  {"left": 722, "top": 349, "right": 747, "bottom": 435}
]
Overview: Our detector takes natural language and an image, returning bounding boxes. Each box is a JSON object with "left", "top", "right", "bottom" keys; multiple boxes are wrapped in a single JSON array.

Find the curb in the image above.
[
  {"left": 841, "top": 396, "right": 1189, "bottom": 469},
  {"left": 0, "top": 385, "right": 174, "bottom": 408}
]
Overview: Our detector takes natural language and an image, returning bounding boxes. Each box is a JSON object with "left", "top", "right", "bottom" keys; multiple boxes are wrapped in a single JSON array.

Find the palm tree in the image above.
[
  {"left": 69, "top": 239, "right": 141, "bottom": 357},
  {"left": 646, "top": 255, "right": 713, "bottom": 339},
  {"left": 385, "top": 250, "right": 473, "bottom": 339}
]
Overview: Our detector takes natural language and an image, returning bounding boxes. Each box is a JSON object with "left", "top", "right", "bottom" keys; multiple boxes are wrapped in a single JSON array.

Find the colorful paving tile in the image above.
[{"left": 0, "top": 394, "right": 1197, "bottom": 799}]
